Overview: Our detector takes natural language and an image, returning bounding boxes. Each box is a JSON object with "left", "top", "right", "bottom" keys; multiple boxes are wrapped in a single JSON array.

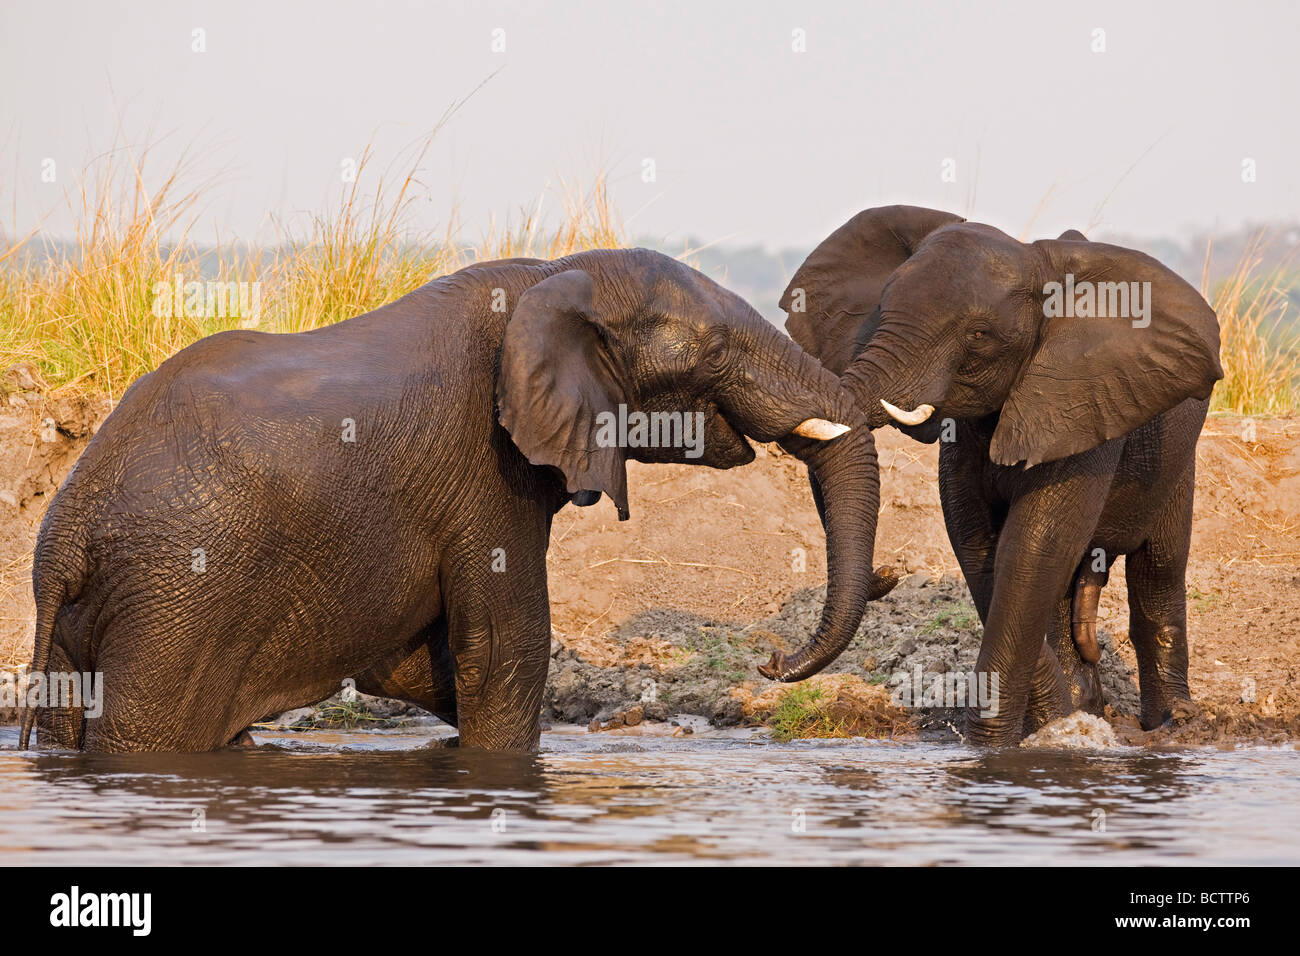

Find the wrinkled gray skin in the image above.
[
  {"left": 22, "top": 248, "right": 894, "bottom": 753},
  {"left": 774, "top": 206, "right": 1222, "bottom": 745}
]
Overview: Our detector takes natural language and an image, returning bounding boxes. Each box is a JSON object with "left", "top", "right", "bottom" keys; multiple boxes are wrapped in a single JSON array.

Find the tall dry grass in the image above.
[
  {"left": 1, "top": 139, "right": 1296, "bottom": 415},
  {"left": 1203, "top": 236, "right": 1299, "bottom": 416},
  {"left": 0, "top": 143, "right": 228, "bottom": 396},
  {"left": 0, "top": 137, "right": 624, "bottom": 398}
]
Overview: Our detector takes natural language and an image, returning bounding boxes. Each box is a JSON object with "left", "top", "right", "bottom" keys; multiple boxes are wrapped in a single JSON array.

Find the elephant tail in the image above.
[
  {"left": 18, "top": 585, "right": 63, "bottom": 749},
  {"left": 19, "top": 504, "right": 93, "bottom": 750}
]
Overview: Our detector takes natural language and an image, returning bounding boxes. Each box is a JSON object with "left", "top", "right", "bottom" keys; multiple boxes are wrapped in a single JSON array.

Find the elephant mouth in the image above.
[
  {"left": 624, "top": 406, "right": 851, "bottom": 469},
  {"left": 700, "top": 406, "right": 850, "bottom": 468},
  {"left": 623, "top": 407, "right": 755, "bottom": 467},
  {"left": 896, "top": 415, "right": 947, "bottom": 444},
  {"left": 707, "top": 409, "right": 758, "bottom": 467}
]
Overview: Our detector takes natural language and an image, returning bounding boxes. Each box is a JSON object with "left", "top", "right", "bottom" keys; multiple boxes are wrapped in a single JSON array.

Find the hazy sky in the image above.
[{"left": 2, "top": 0, "right": 1296, "bottom": 249}]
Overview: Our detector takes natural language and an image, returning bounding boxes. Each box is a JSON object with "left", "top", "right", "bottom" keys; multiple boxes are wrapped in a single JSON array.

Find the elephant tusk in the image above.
[
  {"left": 879, "top": 399, "right": 935, "bottom": 426},
  {"left": 792, "top": 418, "right": 851, "bottom": 441}
]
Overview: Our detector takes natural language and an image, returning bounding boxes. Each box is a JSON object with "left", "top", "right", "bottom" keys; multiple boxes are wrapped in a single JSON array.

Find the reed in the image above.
[
  {"left": 1203, "top": 235, "right": 1299, "bottom": 416},
  {"left": 0, "top": 137, "right": 625, "bottom": 397}
]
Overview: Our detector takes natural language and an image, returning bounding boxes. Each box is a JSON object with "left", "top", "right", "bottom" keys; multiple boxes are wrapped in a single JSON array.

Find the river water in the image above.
[{"left": 1, "top": 724, "right": 1296, "bottom": 865}]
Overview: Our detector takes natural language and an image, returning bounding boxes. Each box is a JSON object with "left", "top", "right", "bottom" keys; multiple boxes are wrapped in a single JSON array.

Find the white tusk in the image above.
[
  {"left": 792, "top": 418, "right": 851, "bottom": 441},
  {"left": 879, "top": 399, "right": 935, "bottom": 426}
]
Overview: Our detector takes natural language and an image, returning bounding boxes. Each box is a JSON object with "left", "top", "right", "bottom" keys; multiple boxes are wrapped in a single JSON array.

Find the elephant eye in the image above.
[{"left": 700, "top": 330, "right": 730, "bottom": 372}]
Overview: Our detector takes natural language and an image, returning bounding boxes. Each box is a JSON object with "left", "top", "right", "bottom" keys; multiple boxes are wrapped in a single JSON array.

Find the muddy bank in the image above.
[
  {"left": 0, "top": 368, "right": 113, "bottom": 679},
  {"left": 548, "top": 572, "right": 1300, "bottom": 746},
  {"left": 540, "top": 413, "right": 1300, "bottom": 745},
  {"left": 2, "top": 368, "right": 1297, "bottom": 744}
]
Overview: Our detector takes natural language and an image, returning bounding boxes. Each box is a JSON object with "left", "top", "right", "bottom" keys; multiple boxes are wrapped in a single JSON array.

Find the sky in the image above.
[{"left": 2, "top": 0, "right": 1296, "bottom": 250}]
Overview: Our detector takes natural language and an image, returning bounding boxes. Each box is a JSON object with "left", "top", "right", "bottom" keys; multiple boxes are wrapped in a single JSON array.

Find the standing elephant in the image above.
[
  {"left": 22, "top": 248, "right": 894, "bottom": 753},
  {"left": 765, "top": 206, "right": 1221, "bottom": 745}
]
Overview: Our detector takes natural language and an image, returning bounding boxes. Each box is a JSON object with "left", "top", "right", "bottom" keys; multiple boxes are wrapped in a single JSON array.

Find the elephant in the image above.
[
  {"left": 20, "top": 247, "right": 896, "bottom": 753},
  {"left": 763, "top": 205, "right": 1221, "bottom": 745}
]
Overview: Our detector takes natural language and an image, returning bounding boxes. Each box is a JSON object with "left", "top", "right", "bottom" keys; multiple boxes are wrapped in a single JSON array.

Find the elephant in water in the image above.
[
  {"left": 764, "top": 206, "right": 1221, "bottom": 745},
  {"left": 22, "top": 248, "right": 896, "bottom": 753}
]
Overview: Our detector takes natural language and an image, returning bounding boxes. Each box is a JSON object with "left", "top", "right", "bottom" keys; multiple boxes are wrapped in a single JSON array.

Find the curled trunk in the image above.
[{"left": 758, "top": 422, "right": 893, "bottom": 681}]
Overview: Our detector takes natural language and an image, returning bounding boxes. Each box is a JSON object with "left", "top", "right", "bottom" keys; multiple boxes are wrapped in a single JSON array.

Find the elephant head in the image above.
[
  {"left": 782, "top": 206, "right": 1221, "bottom": 467},
  {"left": 491, "top": 248, "right": 895, "bottom": 681}
]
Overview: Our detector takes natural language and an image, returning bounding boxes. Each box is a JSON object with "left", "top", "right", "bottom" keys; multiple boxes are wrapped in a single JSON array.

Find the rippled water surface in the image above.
[{"left": 1, "top": 724, "right": 1296, "bottom": 865}]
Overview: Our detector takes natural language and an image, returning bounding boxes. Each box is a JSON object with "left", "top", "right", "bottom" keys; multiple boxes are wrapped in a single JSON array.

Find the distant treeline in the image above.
[{"left": 641, "top": 222, "right": 1300, "bottom": 334}]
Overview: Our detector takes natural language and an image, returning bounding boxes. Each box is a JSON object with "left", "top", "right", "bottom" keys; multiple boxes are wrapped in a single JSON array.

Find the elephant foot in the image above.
[
  {"left": 1141, "top": 695, "right": 1198, "bottom": 731},
  {"left": 971, "top": 643, "right": 1080, "bottom": 744},
  {"left": 228, "top": 728, "right": 258, "bottom": 748},
  {"left": 423, "top": 734, "right": 460, "bottom": 749},
  {"left": 1021, "top": 709, "right": 1055, "bottom": 739},
  {"left": 1065, "top": 660, "right": 1105, "bottom": 717},
  {"left": 1019, "top": 641, "right": 1073, "bottom": 738},
  {"left": 962, "top": 709, "right": 1024, "bottom": 748}
]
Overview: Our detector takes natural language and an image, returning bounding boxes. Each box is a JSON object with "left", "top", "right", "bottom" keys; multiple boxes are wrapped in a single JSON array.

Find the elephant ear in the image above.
[
  {"left": 990, "top": 240, "right": 1223, "bottom": 468},
  {"left": 497, "top": 270, "right": 633, "bottom": 519},
  {"left": 781, "top": 205, "right": 965, "bottom": 373}
]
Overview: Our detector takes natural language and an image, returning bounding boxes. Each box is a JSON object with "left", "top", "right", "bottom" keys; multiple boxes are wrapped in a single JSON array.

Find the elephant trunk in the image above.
[
  {"left": 758, "top": 410, "right": 891, "bottom": 681},
  {"left": 842, "top": 335, "right": 938, "bottom": 432}
]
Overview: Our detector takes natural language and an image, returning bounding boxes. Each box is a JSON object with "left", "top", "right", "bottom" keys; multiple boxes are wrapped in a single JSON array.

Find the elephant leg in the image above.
[
  {"left": 938, "top": 441, "right": 1001, "bottom": 626},
  {"left": 354, "top": 620, "right": 459, "bottom": 728},
  {"left": 1125, "top": 467, "right": 1195, "bottom": 730},
  {"left": 1021, "top": 639, "right": 1070, "bottom": 737},
  {"left": 82, "top": 578, "right": 360, "bottom": 752},
  {"left": 442, "top": 527, "right": 553, "bottom": 752},
  {"left": 938, "top": 437, "right": 1073, "bottom": 732},
  {"left": 84, "top": 616, "right": 251, "bottom": 753},
  {"left": 940, "top": 440, "right": 1070, "bottom": 735},
  {"left": 966, "top": 443, "right": 1121, "bottom": 745}
]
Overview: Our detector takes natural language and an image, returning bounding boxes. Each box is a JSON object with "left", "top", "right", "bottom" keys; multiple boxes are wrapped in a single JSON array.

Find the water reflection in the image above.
[{"left": 0, "top": 727, "right": 1296, "bottom": 864}]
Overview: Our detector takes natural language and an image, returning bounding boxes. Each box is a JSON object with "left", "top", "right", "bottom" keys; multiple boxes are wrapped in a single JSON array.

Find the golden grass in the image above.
[
  {"left": 733, "top": 674, "right": 916, "bottom": 741},
  {"left": 0, "top": 135, "right": 624, "bottom": 397},
  {"left": 1204, "top": 236, "right": 1299, "bottom": 416},
  {"left": 0, "top": 143, "right": 222, "bottom": 395},
  {"left": 1, "top": 133, "right": 1295, "bottom": 415}
]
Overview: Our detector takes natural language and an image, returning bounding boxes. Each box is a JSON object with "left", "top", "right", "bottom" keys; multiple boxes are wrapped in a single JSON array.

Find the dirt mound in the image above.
[
  {"left": 732, "top": 673, "right": 914, "bottom": 740},
  {"left": 1, "top": 375, "right": 1296, "bottom": 745}
]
